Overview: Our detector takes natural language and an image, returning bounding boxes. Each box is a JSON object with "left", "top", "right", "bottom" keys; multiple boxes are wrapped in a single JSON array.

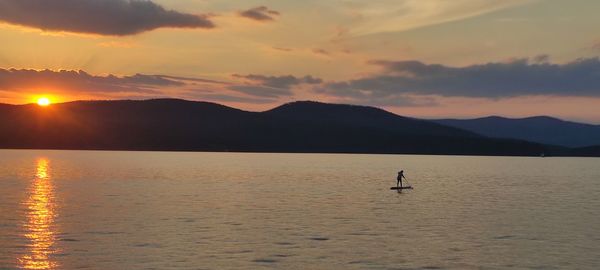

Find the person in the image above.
[{"left": 397, "top": 170, "right": 406, "bottom": 188}]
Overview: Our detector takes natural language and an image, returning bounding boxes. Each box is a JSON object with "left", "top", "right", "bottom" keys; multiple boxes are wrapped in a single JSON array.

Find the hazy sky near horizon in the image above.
[{"left": 0, "top": 0, "right": 599, "bottom": 123}]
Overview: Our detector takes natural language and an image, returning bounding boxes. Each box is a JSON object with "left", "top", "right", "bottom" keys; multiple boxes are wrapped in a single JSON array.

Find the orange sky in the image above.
[{"left": 0, "top": 0, "right": 599, "bottom": 123}]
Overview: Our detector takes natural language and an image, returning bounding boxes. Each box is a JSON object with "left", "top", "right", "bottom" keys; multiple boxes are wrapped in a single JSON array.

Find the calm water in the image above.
[{"left": 0, "top": 150, "right": 598, "bottom": 270}]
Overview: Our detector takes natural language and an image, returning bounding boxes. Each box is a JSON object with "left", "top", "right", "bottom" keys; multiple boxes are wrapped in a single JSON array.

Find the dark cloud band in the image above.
[
  {"left": 233, "top": 74, "right": 322, "bottom": 89},
  {"left": 229, "top": 74, "right": 322, "bottom": 98},
  {"left": 5, "top": 56, "right": 597, "bottom": 107},
  {"left": 0, "top": 69, "right": 320, "bottom": 102},
  {"left": 0, "top": 68, "right": 184, "bottom": 93},
  {"left": 323, "top": 57, "right": 600, "bottom": 99},
  {"left": 0, "top": 0, "right": 215, "bottom": 36},
  {"left": 239, "top": 6, "right": 280, "bottom": 21}
]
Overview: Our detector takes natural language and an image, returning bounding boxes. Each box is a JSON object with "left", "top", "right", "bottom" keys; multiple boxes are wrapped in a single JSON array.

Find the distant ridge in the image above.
[
  {"left": 266, "top": 101, "right": 479, "bottom": 138},
  {"left": 0, "top": 99, "right": 596, "bottom": 156},
  {"left": 433, "top": 116, "right": 600, "bottom": 148}
]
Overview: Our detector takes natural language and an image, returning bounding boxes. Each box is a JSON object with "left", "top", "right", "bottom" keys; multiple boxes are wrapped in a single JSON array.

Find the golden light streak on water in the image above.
[{"left": 18, "top": 158, "right": 59, "bottom": 269}]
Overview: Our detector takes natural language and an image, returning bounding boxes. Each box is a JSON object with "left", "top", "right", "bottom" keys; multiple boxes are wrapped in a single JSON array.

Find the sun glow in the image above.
[{"left": 37, "top": 97, "right": 51, "bottom": 107}]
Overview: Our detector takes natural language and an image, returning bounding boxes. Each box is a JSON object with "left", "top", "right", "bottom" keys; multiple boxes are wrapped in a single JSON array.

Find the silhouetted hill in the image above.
[
  {"left": 434, "top": 116, "right": 600, "bottom": 148},
  {"left": 567, "top": 145, "right": 600, "bottom": 157},
  {"left": 266, "top": 101, "right": 478, "bottom": 138},
  {"left": 0, "top": 99, "right": 589, "bottom": 156}
]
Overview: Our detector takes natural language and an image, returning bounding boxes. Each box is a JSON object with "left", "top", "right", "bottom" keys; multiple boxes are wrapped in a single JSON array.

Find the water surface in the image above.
[{"left": 0, "top": 150, "right": 598, "bottom": 269}]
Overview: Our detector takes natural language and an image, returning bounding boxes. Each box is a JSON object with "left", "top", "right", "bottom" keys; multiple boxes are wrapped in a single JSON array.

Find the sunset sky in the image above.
[{"left": 1, "top": 0, "right": 599, "bottom": 123}]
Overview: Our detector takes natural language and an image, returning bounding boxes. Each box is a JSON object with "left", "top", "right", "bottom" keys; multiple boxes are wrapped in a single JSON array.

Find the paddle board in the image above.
[{"left": 390, "top": 186, "right": 413, "bottom": 190}]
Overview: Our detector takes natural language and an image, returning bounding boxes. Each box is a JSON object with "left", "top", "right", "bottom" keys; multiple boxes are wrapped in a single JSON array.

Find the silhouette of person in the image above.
[{"left": 397, "top": 170, "right": 405, "bottom": 188}]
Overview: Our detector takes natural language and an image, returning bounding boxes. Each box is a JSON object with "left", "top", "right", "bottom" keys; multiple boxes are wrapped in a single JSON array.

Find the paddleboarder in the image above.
[{"left": 397, "top": 170, "right": 406, "bottom": 188}]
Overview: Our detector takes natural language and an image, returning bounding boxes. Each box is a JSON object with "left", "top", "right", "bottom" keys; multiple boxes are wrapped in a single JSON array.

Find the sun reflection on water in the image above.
[{"left": 18, "top": 158, "right": 59, "bottom": 269}]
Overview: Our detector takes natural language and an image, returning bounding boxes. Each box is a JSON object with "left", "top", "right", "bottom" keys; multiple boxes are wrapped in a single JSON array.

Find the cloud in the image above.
[
  {"left": 0, "top": 68, "right": 322, "bottom": 104},
  {"left": 0, "top": 0, "right": 215, "bottom": 36},
  {"left": 272, "top": 47, "right": 293, "bottom": 52},
  {"left": 339, "top": 0, "right": 531, "bottom": 36},
  {"left": 321, "top": 57, "right": 600, "bottom": 99},
  {"left": 239, "top": 6, "right": 280, "bottom": 21},
  {"left": 0, "top": 68, "right": 187, "bottom": 94},
  {"left": 312, "top": 48, "right": 331, "bottom": 56},
  {"left": 5, "top": 55, "right": 599, "bottom": 110},
  {"left": 154, "top": 75, "right": 228, "bottom": 85},
  {"left": 531, "top": 54, "right": 550, "bottom": 64},
  {"left": 229, "top": 74, "right": 322, "bottom": 98},
  {"left": 314, "top": 89, "right": 438, "bottom": 107},
  {"left": 233, "top": 74, "right": 322, "bottom": 89}
]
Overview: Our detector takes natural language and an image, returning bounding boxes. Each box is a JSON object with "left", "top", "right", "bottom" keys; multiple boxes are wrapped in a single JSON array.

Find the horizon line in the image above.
[{"left": 2, "top": 97, "right": 598, "bottom": 125}]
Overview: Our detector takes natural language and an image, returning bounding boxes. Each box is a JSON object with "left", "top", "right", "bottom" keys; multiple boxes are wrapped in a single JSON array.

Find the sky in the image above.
[{"left": 0, "top": 0, "right": 599, "bottom": 123}]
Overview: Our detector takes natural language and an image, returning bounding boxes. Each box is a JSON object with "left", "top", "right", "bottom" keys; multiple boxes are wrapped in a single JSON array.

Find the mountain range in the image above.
[
  {"left": 434, "top": 116, "right": 600, "bottom": 148},
  {"left": 0, "top": 99, "right": 597, "bottom": 157}
]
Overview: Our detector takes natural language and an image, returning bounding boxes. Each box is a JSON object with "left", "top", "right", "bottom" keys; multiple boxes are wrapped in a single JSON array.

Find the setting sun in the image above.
[{"left": 37, "top": 97, "right": 51, "bottom": 107}]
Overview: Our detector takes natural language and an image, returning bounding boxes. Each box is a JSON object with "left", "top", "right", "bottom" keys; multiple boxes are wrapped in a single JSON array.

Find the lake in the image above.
[{"left": 0, "top": 150, "right": 598, "bottom": 269}]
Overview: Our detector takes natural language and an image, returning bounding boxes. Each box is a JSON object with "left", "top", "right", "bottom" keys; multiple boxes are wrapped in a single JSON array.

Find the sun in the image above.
[{"left": 37, "top": 97, "right": 51, "bottom": 107}]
